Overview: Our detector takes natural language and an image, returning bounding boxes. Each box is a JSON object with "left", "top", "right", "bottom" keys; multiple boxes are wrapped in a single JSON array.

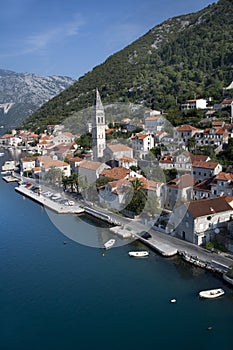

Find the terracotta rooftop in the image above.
[
  {"left": 68, "top": 157, "right": 83, "bottom": 163},
  {"left": 192, "top": 160, "right": 220, "bottom": 169},
  {"left": 167, "top": 174, "right": 195, "bottom": 189},
  {"left": 185, "top": 197, "right": 233, "bottom": 219},
  {"left": 36, "top": 156, "right": 53, "bottom": 163},
  {"left": 176, "top": 125, "right": 198, "bottom": 132},
  {"left": 32, "top": 167, "right": 41, "bottom": 172},
  {"left": 78, "top": 160, "right": 105, "bottom": 171},
  {"left": 101, "top": 166, "right": 130, "bottom": 180},
  {"left": 21, "top": 157, "right": 37, "bottom": 162},
  {"left": 214, "top": 172, "right": 233, "bottom": 181},
  {"left": 119, "top": 157, "right": 135, "bottom": 162},
  {"left": 144, "top": 116, "right": 161, "bottom": 121},
  {"left": 41, "top": 160, "right": 69, "bottom": 169},
  {"left": 159, "top": 155, "right": 174, "bottom": 163},
  {"left": 105, "top": 128, "right": 115, "bottom": 134},
  {"left": 63, "top": 132, "right": 75, "bottom": 138},
  {"left": 190, "top": 154, "right": 209, "bottom": 163},
  {"left": 193, "top": 177, "right": 213, "bottom": 192},
  {"left": 107, "top": 143, "right": 132, "bottom": 153},
  {"left": 131, "top": 133, "right": 149, "bottom": 140},
  {"left": 139, "top": 177, "right": 163, "bottom": 191},
  {"left": 222, "top": 99, "right": 233, "bottom": 104}
]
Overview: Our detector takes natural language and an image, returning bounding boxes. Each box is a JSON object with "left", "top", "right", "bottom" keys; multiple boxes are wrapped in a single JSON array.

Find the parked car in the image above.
[{"left": 140, "top": 231, "right": 152, "bottom": 239}]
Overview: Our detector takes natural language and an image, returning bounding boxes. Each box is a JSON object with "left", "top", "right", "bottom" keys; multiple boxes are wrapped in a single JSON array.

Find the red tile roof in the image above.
[
  {"left": 185, "top": 197, "right": 233, "bottom": 219},
  {"left": 176, "top": 125, "right": 198, "bottom": 132},
  {"left": 167, "top": 174, "right": 195, "bottom": 189},
  {"left": 192, "top": 161, "right": 220, "bottom": 169},
  {"left": 101, "top": 166, "right": 130, "bottom": 180},
  {"left": 78, "top": 160, "right": 105, "bottom": 171},
  {"left": 214, "top": 172, "right": 233, "bottom": 181},
  {"left": 107, "top": 143, "right": 132, "bottom": 152},
  {"left": 159, "top": 155, "right": 174, "bottom": 163}
]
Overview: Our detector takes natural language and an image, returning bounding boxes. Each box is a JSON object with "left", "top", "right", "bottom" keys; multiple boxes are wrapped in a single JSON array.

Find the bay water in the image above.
[{"left": 0, "top": 153, "right": 233, "bottom": 350}]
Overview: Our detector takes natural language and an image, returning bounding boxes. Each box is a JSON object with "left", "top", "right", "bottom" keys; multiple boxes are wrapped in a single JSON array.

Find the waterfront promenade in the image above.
[
  {"left": 5, "top": 173, "right": 233, "bottom": 281},
  {"left": 15, "top": 185, "right": 84, "bottom": 214}
]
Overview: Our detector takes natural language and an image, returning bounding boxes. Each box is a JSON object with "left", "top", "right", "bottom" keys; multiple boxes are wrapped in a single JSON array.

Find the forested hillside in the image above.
[{"left": 23, "top": 0, "right": 233, "bottom": 131}]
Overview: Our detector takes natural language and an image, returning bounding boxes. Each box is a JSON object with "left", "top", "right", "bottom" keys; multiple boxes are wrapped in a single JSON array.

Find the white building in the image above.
[
  {"left": 181, "top": 99, "right": 207, "bottom": 111},
  {"left": 131, "top": 133, "right": 154, "bottom": 151},
  {"left": 191, "top": 161, "right": 222, "bottom": 182},
  {"left": 167, "top": 197, "right": 233, "bottom": 245},
  {"left": 52, "top": 132, "right": 75, "bottom": 145},
  {"left": 174, "top": 125, "right": 200, "bottom": 145}
]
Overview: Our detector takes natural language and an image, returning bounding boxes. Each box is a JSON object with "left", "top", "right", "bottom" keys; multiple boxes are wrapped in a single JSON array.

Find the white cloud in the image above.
[{"left": 20, "top": 13, "right": 86, "bottom": 55}]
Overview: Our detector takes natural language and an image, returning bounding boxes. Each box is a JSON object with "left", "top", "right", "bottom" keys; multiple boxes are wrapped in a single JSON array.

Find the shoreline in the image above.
[{"left": 3, "top": 173, "right": 233, "bottom": 286}]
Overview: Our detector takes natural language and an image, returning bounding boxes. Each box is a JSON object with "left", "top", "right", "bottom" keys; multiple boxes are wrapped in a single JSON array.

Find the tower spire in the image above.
[{"left": 92, "top": 88, "right": 106, "bottom": 160}]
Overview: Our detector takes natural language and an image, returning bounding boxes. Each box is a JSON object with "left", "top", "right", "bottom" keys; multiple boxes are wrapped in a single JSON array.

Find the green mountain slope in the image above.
[{"left": 23, "top": 0, "right": 233, "bottom": 131}]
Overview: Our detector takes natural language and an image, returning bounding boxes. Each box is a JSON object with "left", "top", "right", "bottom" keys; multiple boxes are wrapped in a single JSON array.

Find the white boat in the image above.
[
  {"left": 170, "top": 299, "right": 177, "bottom": 303},
  {"left": 199, "top": 288, "right": 225, "bottom": 299},
  {"left": 104, "top": 239, "right": 116, "bottom": 249},
  {"left": 128, "top": 251, "right": 149, "bottom": 257},
  {"left": 0, "top": 152, "right": 4, "bottom": 157}
]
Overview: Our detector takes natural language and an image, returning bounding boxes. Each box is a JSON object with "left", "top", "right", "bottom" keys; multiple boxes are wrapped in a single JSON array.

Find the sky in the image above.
[{"left": 0, "top": 0, "right": 215, "bottom": 79}]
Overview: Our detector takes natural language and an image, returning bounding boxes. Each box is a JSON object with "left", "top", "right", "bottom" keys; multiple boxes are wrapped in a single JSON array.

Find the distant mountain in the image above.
[
  {"left": 0, "top": 69, "right": 75, "bottom": 128},
  {"left": 23, "top": 0, "right": 233, "bottom": 130}
]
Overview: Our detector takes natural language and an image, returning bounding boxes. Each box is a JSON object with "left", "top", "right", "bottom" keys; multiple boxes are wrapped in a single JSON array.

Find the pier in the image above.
[{"left": 15, "top": 186, "right": 84, "bottom": 214}]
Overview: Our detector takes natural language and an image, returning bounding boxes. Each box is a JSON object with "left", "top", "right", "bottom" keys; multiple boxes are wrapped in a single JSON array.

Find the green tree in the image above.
[
  {"left": 125, "top": 179, "right": 147, "bottom": 215},
  {"left": 187, "top": 137, "right": 196, "bottom": 152},
  {"left": 44, "top": 166, "right": 63, "bottom": 186}
]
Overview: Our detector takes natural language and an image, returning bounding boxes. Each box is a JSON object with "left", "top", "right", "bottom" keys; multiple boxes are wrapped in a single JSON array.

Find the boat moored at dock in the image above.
[{"left": 128, "top": 251, "right": 149, "bottom": 257}]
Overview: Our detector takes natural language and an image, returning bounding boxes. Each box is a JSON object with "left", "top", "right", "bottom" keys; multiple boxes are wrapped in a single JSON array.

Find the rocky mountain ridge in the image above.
[{"left": 0, "top": 69, "right": 75, "bottom": 128}]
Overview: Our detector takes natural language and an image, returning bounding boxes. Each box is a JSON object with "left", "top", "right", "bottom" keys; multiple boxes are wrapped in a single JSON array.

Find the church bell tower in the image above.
[{"left": 92, "top": 89, "right": 106, "bottom": 160}]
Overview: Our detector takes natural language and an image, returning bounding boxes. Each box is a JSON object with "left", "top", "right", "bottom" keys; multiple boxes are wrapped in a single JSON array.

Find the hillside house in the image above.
[
  {"left": 211, "top": 172, "right": 233, "bottom": 197},
  {"left": 174, "top": 125, "right": 200, "bottom": 146},
  {"left": 99, "top": 179, "right": 130, "bottom": 211},
  {"left": 19, "top": 157, "right": 37, "bottom": 173},
  {"left": 167, "top": 197, "right": 233, "bottom": 245},
  {"left": 144, "top": 115, "right": 165, "bottom": 132},
  {"left": 195, "top": 127, "right": 228, "bottom": 147},
  {"left": 52, "top": 132, "right": 76, "bottom": 145},
  {"left": 69, "top": 156, "right": 83, "bottom": 173},
  {"left": 181, "top": 98, "right": 207, "bottom": 111},
  {"left": 159, "top": 155, "right": 175, "bottom": 169},
  {"left": 191, "top": 161, "right": 222, "bottom": 182},
  {"left": 161, "top": 174, "right": 195, "bottom": 210},
  {"left": 104, "top": 143, "right": 133, "bottom": 162},
  {"left": 40, "top": 159, "right": 71, "bottom": 178},
  {"left": 78, "top": 160, "right": 110, "bottom": 184},
  {"left": 118, "top": 156, "right": 138, "bottom": 169}
]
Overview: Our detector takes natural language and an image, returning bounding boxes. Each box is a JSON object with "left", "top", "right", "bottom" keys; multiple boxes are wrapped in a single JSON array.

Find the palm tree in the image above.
[{"left": 125, "top": 178, "right": 147, "bottom": 216}]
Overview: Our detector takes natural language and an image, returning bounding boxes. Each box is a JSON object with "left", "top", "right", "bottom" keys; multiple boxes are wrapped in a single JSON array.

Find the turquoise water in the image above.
[{"left": 0, "top": 154, "right": 233, "bottom": 350}]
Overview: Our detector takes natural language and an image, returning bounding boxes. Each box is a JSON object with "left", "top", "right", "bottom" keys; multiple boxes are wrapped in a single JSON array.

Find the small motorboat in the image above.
[
  {"left": 170, "top": 299, "right": 177, "bottom": 303},
  {"left": 0, "top": 152, "right": 4, "bottom": 157},
  {"left": 104, "top": 239, "right": 116, "bottom": 250},
  {"left": 199, "top": 288, "right": 225, "bottom": 299},
  {"left": 128, "top": 251, "right": 149, "bottom": 258}
]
